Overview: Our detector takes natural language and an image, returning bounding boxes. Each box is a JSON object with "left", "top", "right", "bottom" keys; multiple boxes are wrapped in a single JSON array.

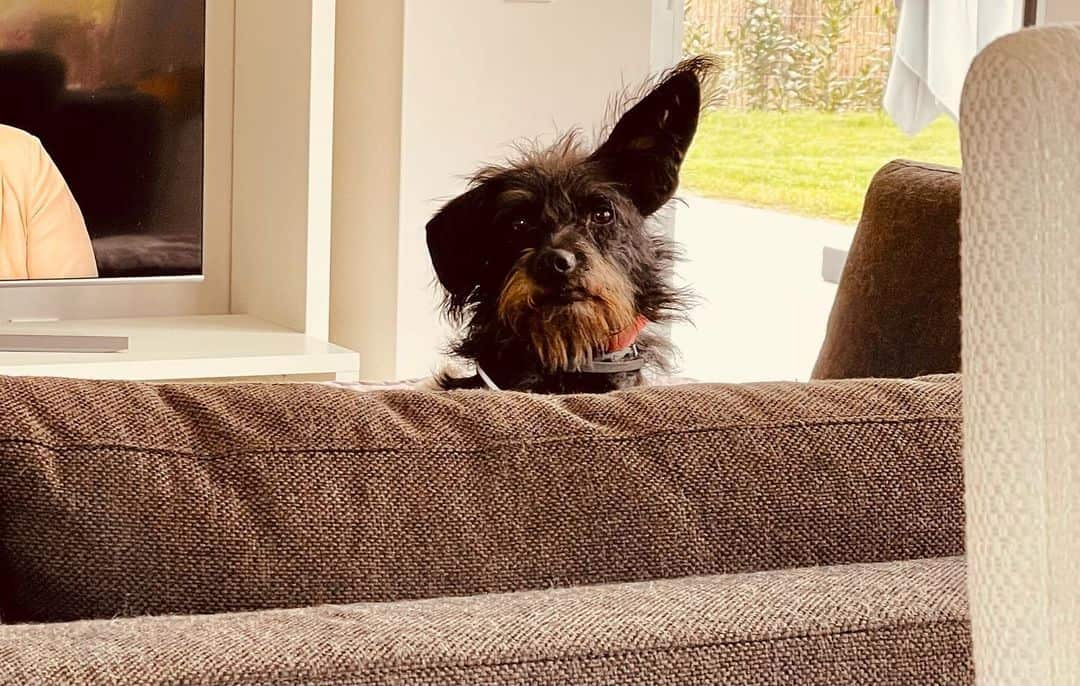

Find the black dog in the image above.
[{"left": 426, "top": 57, "right": 713, "bottom": 393}]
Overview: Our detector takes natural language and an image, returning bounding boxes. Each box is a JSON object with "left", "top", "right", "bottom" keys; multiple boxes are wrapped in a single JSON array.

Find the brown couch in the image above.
[
  {"left": 814, "top": 160, "right": 961, "bottom": 381},
  {"left": 0, "top": 372, "right": 969, "bottom": 685}
]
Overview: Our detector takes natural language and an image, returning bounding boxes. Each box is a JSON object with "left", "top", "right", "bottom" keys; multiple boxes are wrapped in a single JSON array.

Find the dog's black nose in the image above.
[{"left": 539, "top": 248, "right": 577, "bottom": 277}]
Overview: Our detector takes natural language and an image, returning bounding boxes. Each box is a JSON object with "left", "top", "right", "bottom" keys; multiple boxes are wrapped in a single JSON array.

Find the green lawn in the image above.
[{"left": 681, "top": 110, "right": 961, "bottom": 223}]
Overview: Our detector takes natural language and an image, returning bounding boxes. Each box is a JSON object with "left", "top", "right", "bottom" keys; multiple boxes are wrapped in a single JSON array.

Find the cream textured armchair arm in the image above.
[{"left": 961, "top": 24, "right": 1080, "bottom": 685}]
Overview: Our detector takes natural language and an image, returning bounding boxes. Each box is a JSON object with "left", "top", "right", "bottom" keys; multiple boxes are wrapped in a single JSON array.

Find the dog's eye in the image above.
[
  {"left": 510, "top": 217, "right": 532, "bottom": 232},
  {"left": 590, "top": 202, "right": 615, "bottom": 226}
]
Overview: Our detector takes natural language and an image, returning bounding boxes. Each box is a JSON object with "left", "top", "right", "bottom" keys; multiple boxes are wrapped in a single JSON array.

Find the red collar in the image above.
[
  {"left": 606, "top": 315, "right": 649, "bottom": 353},
  {"left": 476, "top": 315, "right": 649, "bottom": 389}
]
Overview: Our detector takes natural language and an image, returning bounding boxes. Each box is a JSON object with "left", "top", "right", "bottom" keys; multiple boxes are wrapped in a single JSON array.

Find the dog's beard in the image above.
[{"left": 497, "top": 248, "right": 637, "bottom": 372}]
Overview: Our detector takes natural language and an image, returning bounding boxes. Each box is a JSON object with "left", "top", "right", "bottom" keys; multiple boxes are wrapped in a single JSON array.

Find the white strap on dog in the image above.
[{"left": 476, "top": 364, "right": 501, "bottom": 391}]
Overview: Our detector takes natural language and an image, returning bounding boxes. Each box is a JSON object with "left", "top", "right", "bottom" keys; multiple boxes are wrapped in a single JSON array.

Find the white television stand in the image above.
[
  {"left": 0, "top": 314, "right": 360, "bottom": 383},
  {"left": 0, "top": 332, "right": 129, "bottom": 353}
]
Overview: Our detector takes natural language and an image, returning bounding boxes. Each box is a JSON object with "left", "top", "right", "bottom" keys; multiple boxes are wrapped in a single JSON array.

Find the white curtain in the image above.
[{"left": 884, "top": 0, "right": 1025, "bottom": 135}]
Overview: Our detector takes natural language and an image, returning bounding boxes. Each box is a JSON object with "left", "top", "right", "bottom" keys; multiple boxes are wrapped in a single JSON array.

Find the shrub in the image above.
[
  {"left": 721, "top": 0, "right": 897, "bottom": 112},
  {"left": 682, "top": 0, "right": 716, "bottom": 57},
  {"left": 726, "top": 0, "right": 811, "bottom": 111},
  {"left": 682, "top": 0, "right": 740, "bottom": 108}
]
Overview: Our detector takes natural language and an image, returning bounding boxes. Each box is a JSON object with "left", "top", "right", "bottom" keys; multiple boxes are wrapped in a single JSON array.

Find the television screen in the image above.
[{"left": 0, "top": 0, "right": 205, "bottom": 281}]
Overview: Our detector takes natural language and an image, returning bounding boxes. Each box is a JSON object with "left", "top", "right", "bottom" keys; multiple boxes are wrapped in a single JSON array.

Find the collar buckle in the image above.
[{"left": 577, "top": 344, "right": 645, "bottom": 374}]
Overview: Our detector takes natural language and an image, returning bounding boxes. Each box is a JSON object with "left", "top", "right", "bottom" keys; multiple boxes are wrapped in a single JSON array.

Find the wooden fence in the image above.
[{"left": 685, "top": 0, "right": 896, "bottom": 109}]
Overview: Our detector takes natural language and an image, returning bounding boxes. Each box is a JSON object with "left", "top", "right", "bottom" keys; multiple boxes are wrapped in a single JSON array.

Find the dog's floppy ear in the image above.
[
  {"left": 426, "top": 182, "right": 496, "bottom": 313},
  {"left": 589, "top": 56, "right": 713, "bottom": 216}
]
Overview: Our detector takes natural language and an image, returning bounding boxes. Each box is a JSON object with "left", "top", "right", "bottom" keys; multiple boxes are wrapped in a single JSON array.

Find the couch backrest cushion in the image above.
[
  {"left": 813, "top": 159, "right": 961, "bottom": 380},
  {"left": 0, "top": 374, "right": 962, "bottom": 623}
]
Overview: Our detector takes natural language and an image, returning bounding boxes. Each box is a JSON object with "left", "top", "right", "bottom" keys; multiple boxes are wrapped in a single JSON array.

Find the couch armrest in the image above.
[
  {"left": 0, "top": 557, "right": 971, "bottom": 686},
  {"left": 961, "top": 24, "right": 1080, "bottom": 684},
  {"left": 0, "top": 374, "right": 962, "bottom": 622}
]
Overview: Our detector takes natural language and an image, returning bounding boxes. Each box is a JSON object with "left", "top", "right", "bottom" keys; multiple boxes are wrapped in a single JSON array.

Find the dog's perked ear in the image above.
[
  {"left": 589, "top": 56, "right": 714, "bottom": 217},
  {"left": 426, "top": 183, "right": 495, "bottom": 314}
]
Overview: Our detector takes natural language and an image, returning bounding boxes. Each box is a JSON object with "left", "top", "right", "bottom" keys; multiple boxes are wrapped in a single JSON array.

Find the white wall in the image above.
[
  {"left": 231, "top": 0, "right": 336, "bottom": 339},
  {"left": 330, "top": 1, "right": 404, "bottom": 379},
  {"left": 1043, "top": 0, "right": 1080, "bottom": 23},
  {"left": 393, "top": 0, "right": 661, "bottom": 378},
  {"left": 652, "top": 0, "right": 685, "bottom": 70}
]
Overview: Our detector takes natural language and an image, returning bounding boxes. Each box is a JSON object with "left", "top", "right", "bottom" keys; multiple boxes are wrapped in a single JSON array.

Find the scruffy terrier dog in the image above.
[{"left": 427, "top": 57, "right": 713, "bottom": 393}]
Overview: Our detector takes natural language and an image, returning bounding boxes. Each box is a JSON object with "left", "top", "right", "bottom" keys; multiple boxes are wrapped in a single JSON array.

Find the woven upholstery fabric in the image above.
[
  {"left": 814, "top": 159, "right": 961, "bottom": 380},
  {"left": 961, "top": 25, "right": 1080, "bottom": 685},
  {"left": 0, "top": 557, "right": 972, "bottom": 686},
  {"left": 0, "top": 373, "right": 962, "bottom": 623}
]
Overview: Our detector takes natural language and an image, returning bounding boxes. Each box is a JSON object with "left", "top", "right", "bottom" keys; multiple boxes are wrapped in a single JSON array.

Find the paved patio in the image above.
[{"left": 669, "top": 194, "right": 856, "bottom": 383}]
